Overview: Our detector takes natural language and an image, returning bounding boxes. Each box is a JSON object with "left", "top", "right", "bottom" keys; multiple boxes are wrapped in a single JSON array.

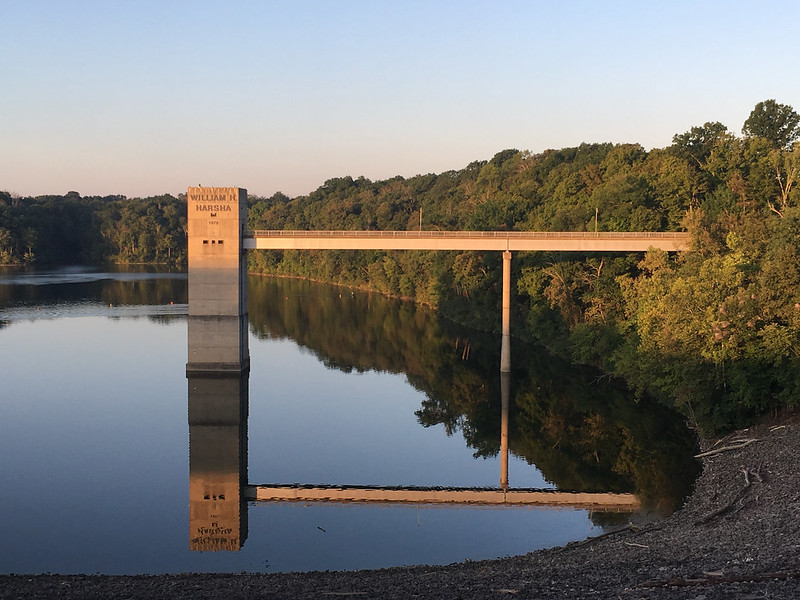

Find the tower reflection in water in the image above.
[
  {"left": 186, "top": 310, "right": 250, "bottom": 551},
  {"left": 187, "top": 368, "right": 249, "bottom": 551}
]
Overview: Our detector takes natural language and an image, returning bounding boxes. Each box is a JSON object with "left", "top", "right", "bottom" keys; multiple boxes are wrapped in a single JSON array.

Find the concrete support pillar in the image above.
[
  {"left": 186, "top": 186, "right": 249, "bottom": 374},
  {"left": 500, "top": 250, "right": 512, "bottom": 373},
  {"left": 500, "top": 371, "right": 510, "bottom": 491}
]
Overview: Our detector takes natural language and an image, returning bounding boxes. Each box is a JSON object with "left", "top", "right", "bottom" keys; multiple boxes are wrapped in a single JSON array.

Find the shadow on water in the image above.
[{"left": 247, "top": 276, "right": 701, "bottom": 517}]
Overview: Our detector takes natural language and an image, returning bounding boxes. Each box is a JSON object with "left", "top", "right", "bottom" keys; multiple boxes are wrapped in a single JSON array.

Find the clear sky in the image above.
[{"left": 2, "top": 0, "right": 799, "bottom": 199}]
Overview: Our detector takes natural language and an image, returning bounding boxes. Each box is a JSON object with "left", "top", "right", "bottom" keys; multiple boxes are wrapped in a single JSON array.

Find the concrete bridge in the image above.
[
  {"left": 248, "top": 230, "right": 689, "bottom": 372},
  {"left": 187, "top": 186, "right": 688, "bottom": 374},
  {"left": 245, "top": 229, "right": 688, "bottom": 252}
]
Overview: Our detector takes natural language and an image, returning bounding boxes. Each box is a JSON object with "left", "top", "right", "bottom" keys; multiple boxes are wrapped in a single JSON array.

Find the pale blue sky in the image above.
[{"left": 2, "top": 1, "right": 799, "bottom": 199}]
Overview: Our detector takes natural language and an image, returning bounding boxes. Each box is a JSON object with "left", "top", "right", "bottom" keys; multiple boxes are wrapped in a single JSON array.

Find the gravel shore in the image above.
[{"left": 3, "top": 415, "right": 799, "bottom": 599}]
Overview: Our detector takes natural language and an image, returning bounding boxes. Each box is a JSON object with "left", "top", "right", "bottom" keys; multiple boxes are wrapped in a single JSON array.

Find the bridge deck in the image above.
[
  {"left": 245, "top": 484, "right": 640, "bottom": 511},
  {"left": 245, "top": 230, "right": 689, "bottom": 252}
]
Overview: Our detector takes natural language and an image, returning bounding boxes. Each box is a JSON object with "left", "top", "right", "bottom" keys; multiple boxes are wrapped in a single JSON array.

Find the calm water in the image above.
[{"left": 0, "top": 266, "right": 699, "bottom": 574}]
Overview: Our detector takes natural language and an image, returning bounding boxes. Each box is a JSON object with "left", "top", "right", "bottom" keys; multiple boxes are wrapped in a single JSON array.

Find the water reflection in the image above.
[
  {"left": 186, "top": 307, "right": 647, "bottom": 554},
  {"left": 3, "top": 268, "right": 693, "bottom": 573},
  {"left": 186, "top": 277, "right": 700, "bottom": 553},
  {"left": 244, "top": 370, "right": 639, "bottom": 512},
  {"left": 188, "top": 370, "right": 249, "bottom": 551},
  {"left": 248, "top": 277, "right": 700, "bottom": 514},
  {"left": 500, "top": 372, "right": 510, "bottom": 491},
  {"left": 0, "top": 265, "right": 186, "bottom": 309},
  {"left": 0, "top": 266, "right": 187, "bottom": 323}
]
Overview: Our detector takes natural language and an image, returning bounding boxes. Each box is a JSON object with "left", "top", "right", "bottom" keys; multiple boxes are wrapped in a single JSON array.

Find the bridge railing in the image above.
[{"left": 248, "top": 230, "right": 688, "bottom": 239}]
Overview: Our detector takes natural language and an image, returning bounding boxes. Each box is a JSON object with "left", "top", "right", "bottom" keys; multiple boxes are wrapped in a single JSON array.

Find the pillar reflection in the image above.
[
  {"left": 500, "top": 371, "right": 510, "bottom": 491},
  {"left": 186, "top": 313, "right": 250, "bottom": 552},
  {"left": 187, "top": 369, "right": 249, "bottom": 551},
  {"left": 500, "top": 250, "right": 511, "bottom": 373}
]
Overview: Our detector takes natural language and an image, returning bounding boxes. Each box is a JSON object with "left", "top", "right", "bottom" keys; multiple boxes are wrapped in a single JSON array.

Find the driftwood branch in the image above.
[
  {"left": 694, "top": 438, "right": 757, "bottom": 458},
  {"left": 694, "top": 467, "right": 760, "bottom": 525},
  {"left": 573, "top": 524, "right": 634, "bottom": 547}
]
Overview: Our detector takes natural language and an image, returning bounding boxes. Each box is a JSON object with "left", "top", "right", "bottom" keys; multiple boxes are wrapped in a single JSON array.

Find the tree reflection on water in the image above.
[{"left": 247, "top": 276, "right": 701, "bottom": 516}]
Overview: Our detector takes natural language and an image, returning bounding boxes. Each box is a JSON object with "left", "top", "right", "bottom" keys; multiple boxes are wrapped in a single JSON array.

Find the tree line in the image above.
[
  {"left": 0, "top": 191, "right": 186, "bottom": 265},
  {"left": 2, "top": 99, "right": 798, "bottom": 432}
]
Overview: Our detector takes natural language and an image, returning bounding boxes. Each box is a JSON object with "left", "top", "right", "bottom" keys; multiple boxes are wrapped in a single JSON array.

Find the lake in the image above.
[{"left": 0, "top": 266, "right": 699, "bottom": 574}]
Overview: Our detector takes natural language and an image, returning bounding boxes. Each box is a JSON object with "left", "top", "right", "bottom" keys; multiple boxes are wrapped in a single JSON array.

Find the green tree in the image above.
[
  {"left": 742, "top": 99, "right": 800, "bottom": 149},
  {"left": 765, "top": 143, "right": 800, "bottom": 217},
  {"left": 671, "top": 121, "right": 729, "bottom": 166}
]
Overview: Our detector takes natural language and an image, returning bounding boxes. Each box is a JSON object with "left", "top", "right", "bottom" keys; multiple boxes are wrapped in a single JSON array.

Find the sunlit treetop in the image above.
[{"left": 742, "top": 99, "right": 800, "bottom": 149}]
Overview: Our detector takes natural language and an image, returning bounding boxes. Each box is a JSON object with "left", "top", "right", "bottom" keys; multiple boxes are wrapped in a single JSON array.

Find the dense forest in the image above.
[
  {"left": 0, "top": 192, "right": 186, "bottom": 266},
  {"left": 2, "top": 99, "right": 799, "bottom": 433}
]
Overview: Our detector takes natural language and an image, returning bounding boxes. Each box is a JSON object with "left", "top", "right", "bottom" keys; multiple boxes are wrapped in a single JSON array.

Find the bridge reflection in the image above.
[{"left": 245, "top": 484, "right": 639, "bottom": 510}]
